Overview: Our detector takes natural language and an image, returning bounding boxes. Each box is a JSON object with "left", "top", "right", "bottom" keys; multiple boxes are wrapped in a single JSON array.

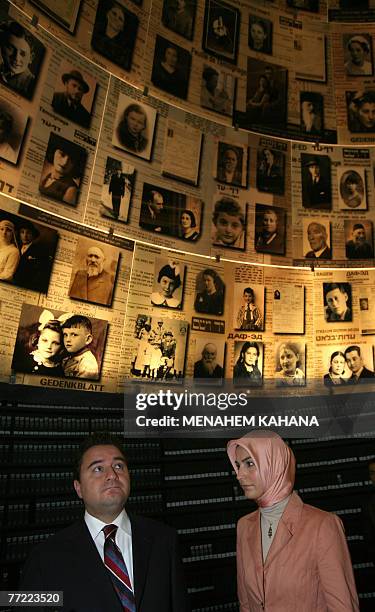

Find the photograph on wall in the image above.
[
  {"left": 200, "top": 64, "right": 235, "bottom": 117},
  {"left": 300, "top": 153, "right": 332, "bottom": 210},
  {"left": 151, "top": 257, "right": 186, "bottom": 309},
  {"left": 193, "top": 336, "right": 225, "bottom": 384},
  {"left": 359, "top": 292, "right": 375, "bottom": 335},
  {"left": 274, "top": 341, "right": 306, "bottom": 387},
  {"left": 30, "top": 0, "right": 82, "bottom": 33},
  {"left": 300, "top": 92, "right": 324, "bottom": 136},
  {"left": 211, "top": 195, "right": 246, "bottom": 251},
  {"left": 323, "top": 343, "right": 374, "bottom": 385},
  {"left": 256, "top": 146, "right": 285, "bottom": 195},
  {"left": 343, "top": 34, "right": 373, "bottom": 77},
  {"left": 68, "top": 237, "right": 120, "bottom": 307},
  {"left": 344, "top": 220, "right": 374, "bottom": 259},
  {"left": 0, "top": 95, "right": 28, "bottom": 165},
  {"left": 323, "top": 347, "right": 351, "bottom": 387},
  {"left": 0, "top": 19, "right": 46, "bottom": 100},
  {"left": 12, "top": 303, "right": 108, "bottom": 380},
  {"left": 51, "top": 61, "right": 97, "bottom": 129},
  {"left": 346, "top": 90, "right": 375, "bottom": 133},
  {"left": 248, "top": 15, "right": 272, "bottom": 55},
  {"left": 194, "top": 267, "right": 225, "bottom": 316},
  {"left": 91, "top": 0, "right": 139, "bottom": 71},
  {"left": 254, "top": 204, "right": 286, "bottom": 256},
  {"left": 151, "top": 35, "right": 191, "bottom": 100},
  {"left": 245, "top": 58, "right": 288, "bottom": 128},
  {"left": 161, "top": 118, "right": 202, "bottom": 186},
  {"left": 214, "top": 141, "right": 247, "bottom": 188},
  {"left": 233, "top": 341, "right": 263, "bottom": 387},
  {"left": 161, "top": 0, "right": 196, "bottom": 41},
  {"left": 112, "top": 93, "right": 157, "bottom": 161},
  {"left": 233, "top": 283, "right": 264, "bottom": 332},
  {"left": 0, "top": 210, "right": 58, "bottom": 293},
  {"left": 272, "top": 284, "right": 305, "bottom": 335},
  {"left": 131, "top": 314, "right": 188, "bottom": 381},
  {"left": 202, "top": 0, "right": 240, "bottom": 64},
  {"left": 139, "top": 182, "right": 202, "bottom": 242},
  {"left": 303, "top": 219, "right": 331, "bottom": 260},
  {"left": 286, "top": 0, "right": 319, "bottom": 11},
  {"left": 338, "top": 167, "right": 367, "bottom": 210},
  {"left": 100, "top": 156, "right": 135, "bottom": 223},
  {"left": 38, "top": 132, "right": 87, "bottom": 206},
  {"left": 323, "top": 282, "right": 353, "bottom": 322}
]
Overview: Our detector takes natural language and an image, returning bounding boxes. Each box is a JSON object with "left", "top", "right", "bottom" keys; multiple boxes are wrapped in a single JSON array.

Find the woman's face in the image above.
[
  {"left": 37, "top": 328, "right": 62, "bottom": 362},
  {"left": 346, "top": 180, "right": 358, "bottom": 194},
  {"left": 280, "top": 346, "right": 298, "bottom": 375},
  {"left": 358, "top": 101, "right": 375, "bottom": 129},
  {"left": 126, "top": 110, "right": 146, "bottom": 136},
  {"left": 262, "top": 211, "right": 277, "bottom": 235},
  {"left": 159, "top": 275, "right": 175, "bottom": 298},
  {"left": 244, "top": 347, "right": 258, "bottom": 367},
  {"left": 349, "top": 42, "right": 365, "bottom": 66},
  {"left": 181, "top": 213, "right": 192, "bottom": 230},
  {"left": 107, "top": 6, "right": 125, "bottom": 33},
  {"left": 53, "top": 149, "right": 74, "bottom": 176},
  {"left": 204, "top": 274, "right": 215, "bottom": 294},
  {"left": 331, "top": 354, "right": 345, "bottom": 376},
  {"left": 0, "top": 222, "right": 13, "bottom": 244},
  {"left": 235, "top": 446, "right": 264, "bottom": 501}
]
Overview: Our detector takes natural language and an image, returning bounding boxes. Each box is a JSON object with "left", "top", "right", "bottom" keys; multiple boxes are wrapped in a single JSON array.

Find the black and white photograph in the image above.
[
  {"left": 303, "top": 219, "right": 331, "bottom": 260},
  {"left": 162, "top": 0, "right": 196, "bottom": 41},
  {"left": 131, "top": 314, "right": 188, "bottom": 381},
  {"left": 151, "top": 257, "right": 185, "bottom": 309},
  {"left": 52, "top": 61, "right": 97, "bottom": 129},
  {"left": 345, "top": 220, "right": 374, "bottom": 259},
  {"left": 211, "top": 196, "right": 246, "bottom": 251},
  {"left": 256, "top": 146, "right": 285, "bottom": 195},
  {"left": 346, "top": 90, "right": 375, "bottom": 133},
  {"left": 301, "top": 153, "right": 332, "bottom": 210},
  {"left": 30, "top": 0, "right": 82, "bottom": 33},
  {"left": 193, "top": 336, "right": 225, "bottom": 384},
  {"left": 300, "top": 92, "right": 324, "bottom": 136},
  {"left": 112, "top": 93, "right": 157, "bottom": 161},
  {"left": 214, "top": 141, "right": 247, "bottom": 188},
  {"left": 245, "top": 58, "right": 288, "bottom": 127},
  {"left": 151, "top": 35, "right": 191, "bottom": 100},
  {"left": 286, "top": 0, "right": 319, "bottom": 11},
  {"left": 12, "top": 303, "right": 108, "bottom": 380},
  {"left": 68, "top": 237, "right": 120, "bottom": 307},
  {"left": 233, "top": 341, "right": 263, "bottom": 387},
  {"left": 200, "top": 64, "right": 234, "bottom": 117},
  {"left": 101, "top": 156, "right": 135, "bottom": 223},
  {"left": 322, "top": 348, "right": 351, "bottom": 387},
  {"left": 338, "top": 167, "right": 367, "bottom": 210},
  {"left": 139, "top": 182, "right": 202, "bottom": 241},
  {"left": 91, "top": 0, "right": 139, "bottom": 72},
  {"left": 233, "top": 283, "right": 264, "bottom": 332},
  {"left": 248, "top": 15, "right": 272, "bottom": 55},
  {"left": 202, "top": 0, "right": 240, "bottom": 64},
  {"left": 254, "top": 204, "right": 286, "bottom": 256},
  {"left": 0, "top": 95, "right": 28, "bottom": 165},
  {"left": 0, "top": 210, "right": 58, "bottom": 292},
  {"left": 323, "top": 282, "right": 353, "bottom": 323},
  {"left": 194, "top": 268, "right": 225, "bottom": 316},
  {"left": 275, "top": 341, "right": 306, "bottom": 387},
  {"left": 0, "top": 19, "right": 45, "bottom": 99},
  {"left": 38, "top": 133, "right": 87, "bottom": 206},
  {"left": 343, "top": 34, "right": 373, "bottom": 77}
]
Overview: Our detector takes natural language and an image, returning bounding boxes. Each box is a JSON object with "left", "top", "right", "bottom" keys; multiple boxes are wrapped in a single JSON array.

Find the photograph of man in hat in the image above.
[
  {"left": 13, "top": 217, "right": 58, "bottom": 293},
  {"left": 301, "top": 153, "right": 332, "bottom": 210},
  {"left": 52, "top": 66, "right": 95, "bottom": 129}
]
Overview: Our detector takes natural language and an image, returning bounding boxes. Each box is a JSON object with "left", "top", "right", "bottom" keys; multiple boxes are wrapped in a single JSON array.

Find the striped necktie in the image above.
[{"left": 103, "top": 524, "right": 136, "bottom": 612}]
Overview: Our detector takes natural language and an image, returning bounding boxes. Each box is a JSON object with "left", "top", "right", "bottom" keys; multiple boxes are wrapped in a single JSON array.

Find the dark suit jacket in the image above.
[
  {"left": 305, "top": 246, "right": 331, "bottom": 259},
  {"left": 19, "top": 515, "right": 190, "bottom": 612},
  {"left": 348, "top": 366, "right": 375, "bottom": 383},
  {"left": 52, "top": 92, "right": 91, "bottom": 128}
]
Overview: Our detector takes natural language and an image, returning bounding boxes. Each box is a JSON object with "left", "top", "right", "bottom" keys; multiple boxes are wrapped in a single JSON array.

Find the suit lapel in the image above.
[{"left": 130, "top": 515, "right": 153, "bottom": 610}]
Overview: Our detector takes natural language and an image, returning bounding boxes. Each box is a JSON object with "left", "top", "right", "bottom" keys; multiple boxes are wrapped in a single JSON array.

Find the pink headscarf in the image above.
[{"left": 227, "top": 430, "right": 295, "bottom": 508}]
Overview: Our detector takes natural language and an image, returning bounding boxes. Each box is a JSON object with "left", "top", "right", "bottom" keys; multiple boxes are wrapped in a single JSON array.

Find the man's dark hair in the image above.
[
  {"left": 344, "top": 345, "right": 361, "bottom": 358},
  {"left": 73, "top": 432, "right": 126, "bottom": 481}
]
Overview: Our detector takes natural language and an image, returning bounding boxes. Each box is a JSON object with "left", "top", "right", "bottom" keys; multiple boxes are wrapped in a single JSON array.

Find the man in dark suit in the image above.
[
  {"left": 305, "top": 221, "right": 331, "bottom": 259},
  {"left": 69, "top": 246, "right": 114, "bottom": 306},
  {"left": 20, "top": 432, "right": 190, "bottom": 612},
  {"left": 344, "top": 345, "right": 375, "bottom": 383},
  {"left": 13, "top": 219, "right": 52, "bottom": 293},
  {"left": 52, "top": 70, "right": 92, "bottom": 128},
  {"left": 139, "top": 189, "right": 168, "bottom": 233},
  {"left": 109, "top": 169, "right": 126, "bottom": 219},
  {"left": 302, "top": 158, "right": 331, "bottom": 209}
]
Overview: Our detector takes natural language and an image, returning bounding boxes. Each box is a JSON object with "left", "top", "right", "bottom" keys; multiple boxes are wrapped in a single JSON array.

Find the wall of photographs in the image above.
[{"left": 0, "top": 0, "right": 374, "bottom": 394}]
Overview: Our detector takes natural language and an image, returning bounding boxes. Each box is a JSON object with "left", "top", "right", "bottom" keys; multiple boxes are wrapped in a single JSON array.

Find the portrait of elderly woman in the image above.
[
  {"left": 347, "top": 90, "right": 375, "bottom": 133},
  {"left": 151, "top": 259, "right": 185, "bottom": 309},
  {"left": 91, "top": 0, "right": 139, "bottom": 71},
  {"left": 339, "top": 169, "right": 366, "bottom": 210},
  {"left": 275, "top": 341, "right": 305, "bottom": 386},
  {"left": 39, "top": 133, "right": 87, "bottom": 206},
  {"left": 344, "top": 34, "right": 373, "bottom": 76},
  {"left": 113, "top": 94, "right": 157, "bottom": 161}
]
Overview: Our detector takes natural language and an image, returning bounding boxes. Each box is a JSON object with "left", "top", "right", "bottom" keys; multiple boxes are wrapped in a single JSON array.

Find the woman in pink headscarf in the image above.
[{"left": 227, "top": 431, "right": 359, "bottom": 611}]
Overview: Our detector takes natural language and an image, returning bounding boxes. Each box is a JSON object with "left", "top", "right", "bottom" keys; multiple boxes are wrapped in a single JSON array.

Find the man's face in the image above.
[
  {"left": 353, "top": 227, "right": 366, "bottom": 244},
  {"left": 308, "top": 223, "right": 326, "bottom": 252},
  {"left": 308, "top": 163, "right": 320, "bottom": 179},
  {"left": 164, "top": 47, "right": 178, "bottom": 69},
  {"left": 204, "top": 273, "right": 215, "bottom": 293},
  {"left": 202, "top": 344, "right": 217, "bottom": 364},
  {"left": 127, "top": 110, "right": 146, "bottom": 136},
  {"left": 86, "top": 247, "right": 104, "bottom": 277},
  {"left": 150, "top": 193, "right": 163, "bottom": 213},
  {"left": 243, "top": 291, "right": 253, "bottom": 304},
  {"left": 262, "top": 211, "right": 277, "bottom": 235},
  {"left": 2, "top": 34, "right": 31, "bottom": 75},
  {"left": 65, "top": 78, "right": 85, "bottom": 103},
  {"left": 223, "top": 149, "right": 238, "bottom": 173},
  {"left": 63, "top": 326, "right": 91, "bottom": 354},
  {"left": 74, "top": 445, "right": 130, "bottom": 521},
  {"left": 358, "top": 102, "right": 375, "bottom": 129},
  {"left": 250, "top": 23, "right": 266, "bottom": 49},
  {"left": 345, "top": 350, "right": 363, "bottom": 374},
  {"left": 19, "top": 227, "right": 34, "bottom": 245},
  {"left": 326, "top": 288, "right": 348, "bottom": 317},
  {"left": 107, "top": 6, "right": 125, "bottom": 33}
]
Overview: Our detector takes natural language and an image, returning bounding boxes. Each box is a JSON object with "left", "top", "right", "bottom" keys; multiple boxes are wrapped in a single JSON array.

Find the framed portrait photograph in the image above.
[
  {"left": 286, "top": 0, "right": 319, "bottom": 11},
  {"left": 300, "top": 92, "right": 324, "bottom": 136},
  {"left": 30, "top": 0, "right": 82, "bottom": 33},
  {"left": 0, "top": 95, "right": 28, "bottom": 165},
  {"left": 256, "top": 146, "right": 285, "bottom": 195},
  {"left": 0, "top": 210, "right": 58, "bottom": 293},
  {"left": 194, "top": 268, "right": 225, "bottom": 316},
  {"left": 202, "top": 0, "right": 240, "bottom": 64},
  {"left": 323, "top": 282, "right": 352, "bottom": 323},
  {"left": 100, "top": 156, "right": 135, "bottom": 223},
  {"left": 194, "top": 336, "right": 225, "bottom": 385},
  {"left": 112, "top": 93, "right": 157, "bottom": 161},
  {"left": 12, "top": 303, "right": 108, "bottom": 380},
  {"left": 275, "top": 341, "right": 306, "bottom": 387},
  {"left": 343, "top": 33, "right": 373, "bottom": 77},
  {"left": 151, "top": 35, "right": 191, "bottom": 100},
  {"left": 233, "top": 340, "right": 263, "bottom": 387},
  {"left": 233, "top": 283, "right": 264, "bottom": 332},
  {"left": 346, "top": 90, "right": 375, "bottom": 133},
  {"left": 300, "top": 153, "right": 332, "bottom": 210},
  {"left": 322, "top": 346, "right": 352, "bottom": 388},
  {"left": 211, "top": 195, "right": 247, "bottom": 251},
  {"left": 248, "top": 15, "right": 273, "bottom": 55},
  {"left": 245, "top": 58, "right": 288, "bottom": 128},
  {"left": 200, "top": 64, "right": 235, "bottom": 117},
  {"left": 68, "top": 237, "right": 120, "bottom": 307},
  {"left": 338, "top": 167, "right": 367, "bottom": 210},
  {"left": 345, "top": 220, "right": 374, "bottom": 259},
  {"left": 131, "top": 314, "right": 188, "bottom": 382},
  {"left": 303, "top": 218, "right": 331, "bottom": 260},
  {"left": 151, "top": 257, "right": 186, "bottom": 309},
  {"left": 0, "top": 19, "right": 46, "bottom": 100},
  {"left": 162, "top": 0, "right": 196, "bottom": 41},
  {"left": 254, "top": 204, "right": 286, "bottom": 256},
  {"left": 52, "top": 60, "right": 97, "bottom": 129},
  {"left": 214, "top": 141, "right": 248, "bottom": 188},
  {"left": 38, "top": 133, "right": 87, "bottom": 207},
  {"left": 91, "top": 0, "right": 139, "bottom": 72}
]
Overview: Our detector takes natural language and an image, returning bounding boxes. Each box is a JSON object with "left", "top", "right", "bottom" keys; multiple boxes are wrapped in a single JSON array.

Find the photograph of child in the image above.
[
  {"left": 233, "top": 283, "right": 264, "bottom": 331},
  {"left": 112, "top": 93, "right": 157, "bottom": 161},
  {"left": 151, "top": 258, "right": 185, "bottom": 309},
  {"left": 338, "top": 168, "right": 367, "bottom": 210},
  {"left": 211, "top": 196, "right": 246, "bottom": 251}
]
